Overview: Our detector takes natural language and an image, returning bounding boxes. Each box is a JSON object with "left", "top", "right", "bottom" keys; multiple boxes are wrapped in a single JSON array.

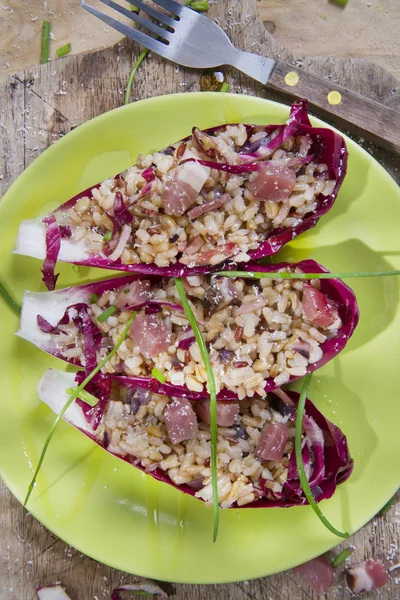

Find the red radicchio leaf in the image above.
[
  {"left": 111, "top": 581, "right": 168, "bottom": 600},
  {"left": 26, "top": 260, "right": 359, "bottom": 401},
  {"left": 41, "top": 215, "right": 61, "bottom": 291},
  {"left": 113, "top": 192, "right": 134, "bottom": 227},
  {"left": 30, "top": 100, "right": 347, "bottom": 277}
]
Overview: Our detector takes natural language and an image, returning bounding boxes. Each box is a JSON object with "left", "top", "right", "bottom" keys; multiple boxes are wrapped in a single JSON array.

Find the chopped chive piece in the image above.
[
  {"left": 40, "top": 20, "right": 51, "bottom": 64},
  {"left": 130, "top": 3, "right": 140, "bottom": 12},
  {"left": 0, "top": 280, "right": 21, "bottom": 316},
  {"left": 97, "top": 305, "right": 117, "bottom": 323},
  {"left": 379, "top": 493, "right": 397, "bottom": 516},
  {"left": 66, "top": 387, "right": 99, "bottom": 407},
  {"left": 217, "top": 270, "right": 400, "bottom": 280},
  {"left": 295, "top": 373, "right": 349, "bottom": 538},
  {"left": 123, "top": 288, "right": 130, "bottom": 294},
  {"left": 174, "top": 278, "right": 219, "bottom": 542},
  {"left": 333, "top": 0, "right": 348, "bottom": 5},
  {"left": 125, "top": 48, "right": 149, "bottom": 105},
  {"left": 56, "top": 43, "right": 71, "bottom": 58},
  {"left": 151, "top": 367, "right": 166, "bottom": 384},
  {"left": 89, "top": 293, "right": 98, "bottom": 304},
  {"left": 24, "top": 312, "right": 137, "bottom": 506},
  {"left": 103, "top": 230, "right": 112, "bottom": 242},
  {"left": 220, "top": 82, "right": 229, "bottom": 93},
  {"left": 332, "top": 547, "right": 353, "bottom": 567},
  {"left": 186, "top": 0, "right": 209, "bottom": 10}
]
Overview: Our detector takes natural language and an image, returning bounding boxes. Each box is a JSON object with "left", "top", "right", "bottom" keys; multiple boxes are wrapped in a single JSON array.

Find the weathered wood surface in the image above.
[
  {"left": 1, "top": 0, "right": 399, "bottom": 81},
  {"left": 0, "top": 0, "right": 399, "bottom": 598}
]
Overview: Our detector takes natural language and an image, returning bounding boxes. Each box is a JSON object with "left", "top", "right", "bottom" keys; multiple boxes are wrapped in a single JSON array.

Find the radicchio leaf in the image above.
[
  {"left": 41, "top": 215, "right": 61, "bottom": 291},
  {"left": 112, "top": 580, "right": 168, "bottom": 600}
]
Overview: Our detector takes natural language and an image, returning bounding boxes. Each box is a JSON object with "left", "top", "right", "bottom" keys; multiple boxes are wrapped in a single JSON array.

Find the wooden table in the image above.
[{"left": 0, "top": 0, "right": 399, "bottom": 598}]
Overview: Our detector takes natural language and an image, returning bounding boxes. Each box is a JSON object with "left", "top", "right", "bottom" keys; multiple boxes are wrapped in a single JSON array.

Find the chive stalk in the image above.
[
  {"left": 40, "top": 21, "right": 51, "bottom": 64},
  {"left": 295, "top": 373, "right": 349, "bottom": 538},
  {"left": 379, "top": 492, "right": 397, "bottom": 516},
  {"left": 186, "top": 0, "right": 209, "bottom": 10},
  {"left": 174, "top": 278, "right": 219, "bottom": 542},
  {"left": 124, "top": 48, "right": 149, "bottom": 105},
  {"left": 97, "top": 305, "right": 117, "bottom": 323},
  {"left": 89, "top": 293, "right": 98, "bottom": 304},
  {"left": 332, "top": 547, "right": 353, "bottom": 567},
  {"left": 103, "top": 230, "right": 112, "bottom": 242},
  {"left": 220, "top": 82, "right": 229, "bottom": 93},
  {"left": 24, "top": 313, "right": 137, "bottom": 506},
  {"left": 56, "top": 43, "right": 71, "bottom": 58},
  {"left": 151, "top": 367, "right": 166, "bottom": 384},
  {"left": 65, "top": 387, "right": 99, "bottom": 407},
  {"left": 0, "top": 281, "right": 21, "bottom": 316},
  {"left": 333, "top": 0, "right": 348, "bottom": 5},
  {"left": 217, "top": 270, "right": 400, "bottom": 280}
]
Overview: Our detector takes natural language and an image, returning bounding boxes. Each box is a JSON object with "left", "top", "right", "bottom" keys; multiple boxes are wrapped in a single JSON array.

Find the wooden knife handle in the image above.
[{"left": 267, "top": 59, "right": 400, "bottom": 154}]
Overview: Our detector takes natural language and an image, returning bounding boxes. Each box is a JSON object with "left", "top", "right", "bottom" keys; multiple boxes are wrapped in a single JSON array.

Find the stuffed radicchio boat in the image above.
[
  {"left": 14, "top": 100, "right": 347, "bottom": 289},
  {"left": 38, "top": 369, "right": 354, "bottom": 509},
  {"left": 18, "top": 260, "right": 359, "bottom": 400}
]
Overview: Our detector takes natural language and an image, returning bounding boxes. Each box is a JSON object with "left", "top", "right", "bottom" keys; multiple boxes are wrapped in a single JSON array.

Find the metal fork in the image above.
[{"left": 82, "top": 0, "right": 400, "bottom": 153}]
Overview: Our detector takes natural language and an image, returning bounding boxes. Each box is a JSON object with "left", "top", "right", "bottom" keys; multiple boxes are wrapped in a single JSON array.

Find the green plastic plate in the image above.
[{"left": 0, "top": 93, "right": 399, "bottom": 583}]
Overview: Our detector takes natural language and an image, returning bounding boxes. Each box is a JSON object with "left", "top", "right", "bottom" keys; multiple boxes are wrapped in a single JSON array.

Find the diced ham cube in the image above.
[
  {"left": 256, "top": 421, "right": 288, "bottom": 462},
  {"left": 302, "top": 285, "right": 335, "bottom": 328},
  {"left": 114, "top": 280, "right": 151, "bottom": 309},
  {"left": 293, "top": 555, "right": 335, "bottom": 595},
  {"left": 164, "top": 397, "right": 199, "bottom": 444},
  {"left": 130, "top": 313, "right": 172, "bottom": 359},
  {"left": 248, "top": 165, "right": 296, "bottom": 201},
  {"left": 196, "top": 400, "right": 240, "bottom": 427},
  {"left": 162, "top": 161, "right": 210, "bottom": 216},
  {"left": 347, "top": 559, "right": 389, "bottom": 595}
]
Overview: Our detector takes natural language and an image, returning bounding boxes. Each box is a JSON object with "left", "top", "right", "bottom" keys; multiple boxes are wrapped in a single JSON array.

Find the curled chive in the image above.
[
  {"left": 175, "top": 278, "right": 219, "bottom": 542},
  {"left": 0, "top": 280, "right": 21, "bottom": 316},
  {"left": 56, "top": 43, "right": 71, "bottom": 58},
  {"left": 40, "top": 20, "right": 51, "bottom": 64},
  {"left": 24, "top": 313, "right": 137, "bottom": 506},
  {"left": 89, "top": 293, "right": 98, "bottom": 304},
  {"left": 295, "top": 373, "right": 349, "bottom": 538},
  {"left": 103, "top": 231, "right": 112, "bottom": 242},
  {"left": 379, "top": 492, "right": 397, "bottom": 516},
  {"left": 125, "top": 48, "right": 149, "bottom": 105},
  {"left": 217, "top": 270, "right": 400, "bottom": 280},
  {"left": 66, "top": 387, "right": 99, "bottom": 407},
  {"left": 332, "top": 547, "right": 353, "bottom": 567},
  {"left": 151, "top": 367, "right": 166, "bottom": 384},
  {"left": 97, "top": 305, "right": 117, "bottom": 323},
  {"left": 219, "top": 82, "right": 229, "bottom": 93}
]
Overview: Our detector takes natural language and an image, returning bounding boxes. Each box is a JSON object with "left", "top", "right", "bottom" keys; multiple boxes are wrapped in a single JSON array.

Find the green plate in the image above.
[{"left": 0, "top": 93, "right": 399, "bottom": 584}]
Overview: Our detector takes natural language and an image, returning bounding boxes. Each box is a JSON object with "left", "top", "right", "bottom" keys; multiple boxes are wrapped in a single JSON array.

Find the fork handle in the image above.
[{"left": 266, "top": 60, "right": 400, "bottom": 154}]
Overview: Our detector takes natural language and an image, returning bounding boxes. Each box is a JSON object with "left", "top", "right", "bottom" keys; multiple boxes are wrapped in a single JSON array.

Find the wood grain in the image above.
[{"left": 0, "top": 0, "right": 399, "bottom": 598}]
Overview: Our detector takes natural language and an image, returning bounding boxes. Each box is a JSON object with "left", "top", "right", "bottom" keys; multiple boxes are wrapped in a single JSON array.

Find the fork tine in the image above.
[
  {"left": 151, "top": 0, "right": 186, "bottom": 18},
  {"left": 82, "top": 2, "right": 174, "bottom": 57},
  {"left": 99, "top": 0, "right": 171, "bottom": 40},
  {"left": 122, "top": 0, "right": 177, "bottom": 28}
]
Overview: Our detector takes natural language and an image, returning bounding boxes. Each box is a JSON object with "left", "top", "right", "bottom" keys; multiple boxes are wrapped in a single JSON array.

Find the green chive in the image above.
[
  {"left": 151, "top": 367, "right": 166, "bottom": 384},
  {"left": 379, "top": 493, "right": 397, "bottom": 516},
  {"left": 332, "top": 547, "right": 353, "bottom": 567},
  {"left": 24, "top": 313, "right": 137, "bottom": 506},
  {"left": 0, "top": 280, "right": 21, "bottom": 316},
  {"left": 66, "top": 387, "right": 99, "bottom": 407},
  {"left": 295, "top": 373, "right": 349, "bottom": 538},
  {"left": 186, "top": 0, "right": 209, "bottom": 10},
  {"left": 40, "top": 21, "right": 51, "bottom": 64},
  {"left": 56, "top": 43, "right": 71, "bottom": 58},
  {"left": 333, "top": 0, "right": 348, "bottom": 5},
  {"left": 125, "top": 48, "right": 149, "bottom": 105},
  {"left": 217, "top": 270, "right": 400, "bottom": 280},
  {"left": 174, "top": 278, "right": 219, "bottom": 542},
  {"left": 97, "top": 305, "right": 117, "bottom": 323},
  {"left": 103, "top": 231, "right": 112, "bottom": 242},
  {"left": 130, "top": 3, "right": 140, "bottom": 12},
  {"left": 123, "top": 288, "right": 130, "bottom": 294},
  {"left": 89, "top": 293, "right": 98, "bottom": 304},
  {"left": 219, "top": 82, "right": 230, "bottom": 93}
]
